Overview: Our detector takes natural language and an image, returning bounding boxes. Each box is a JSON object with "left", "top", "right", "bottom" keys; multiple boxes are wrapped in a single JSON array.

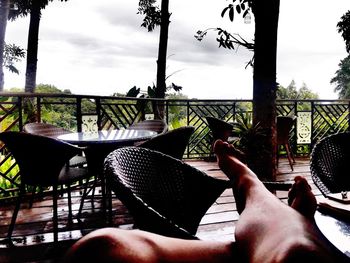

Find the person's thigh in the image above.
[{"left": 62, "top": 228, "right": 236, "bottom": 263}]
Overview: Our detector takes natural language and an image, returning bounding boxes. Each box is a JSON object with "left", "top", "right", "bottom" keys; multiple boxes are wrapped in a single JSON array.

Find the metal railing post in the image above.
[
  {"left": 18, "top": 96, "right": 23, "bottom": 131},
  {"left": 36, "top": 97, "right": 41, "bottom": 122},
  {"left": 76, "top": 97, "right": 82, "bottom": 132}
]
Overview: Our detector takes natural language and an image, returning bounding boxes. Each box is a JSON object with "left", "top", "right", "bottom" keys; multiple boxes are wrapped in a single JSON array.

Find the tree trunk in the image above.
[
  {"left": 251, "top": 0, "right": 280, "bottom": 180},
  {"left": 0, "top": 0, "right": 9, "bottom": 91},
  {"left": 154, "top": 0, "right": 170, "bottom": 119},
  {"left": 25, "top": 1, "right": 41, "bottom": 93}
]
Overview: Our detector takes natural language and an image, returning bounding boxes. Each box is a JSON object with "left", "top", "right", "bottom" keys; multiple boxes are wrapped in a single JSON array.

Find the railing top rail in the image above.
[
  {"left": 0, "top": 92, "right": 349, "bottom": 103},
  {"left": 276, "top": 99, "right": 350, "bottom": 103}
]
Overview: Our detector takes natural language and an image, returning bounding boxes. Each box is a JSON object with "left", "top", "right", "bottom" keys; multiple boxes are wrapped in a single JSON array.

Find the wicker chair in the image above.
[
  {"left": 127, "top": 119, "right": 168, "bottom": 134},
  {"left": 137, "top": 126, "right": 195, "bottom": 160},
  {"left": 206, "top": 116, "right": 235, "bottom": 143},
  {"left": 0, "top": 131, "right": 90, "bottom": 243},
  {"left": 310, "top": 132, "right": 350, "bottom": 196},
  {"left": 205, "top": 116, "right": 237, "bottom": 159},
  {"left": 24, "top": 122, "right": 86, "bottom": 167},
  {"left": 104, "top": 147, "right": 231, "bottom": 239},
  {"left": 277, "top": 116, "right": 296, "bottom": 171}
]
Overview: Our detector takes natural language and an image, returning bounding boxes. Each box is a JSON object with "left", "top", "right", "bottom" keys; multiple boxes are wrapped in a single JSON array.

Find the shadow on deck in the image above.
[{"left": 0, "top": 157, "right": 315, "bottom": 262}]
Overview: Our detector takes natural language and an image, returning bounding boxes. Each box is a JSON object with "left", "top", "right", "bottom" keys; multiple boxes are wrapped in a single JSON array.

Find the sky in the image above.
[{"left": 3, "top": 0, "right": 350, "bottom": 99}]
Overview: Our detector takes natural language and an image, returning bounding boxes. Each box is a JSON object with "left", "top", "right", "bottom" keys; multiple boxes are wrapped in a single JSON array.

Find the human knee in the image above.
[
  {"left": 64, "top": 228, "right": 163, "bottom": 263},
  {"left": 62, "top": 228, "right": 121, "bottom": 262}
]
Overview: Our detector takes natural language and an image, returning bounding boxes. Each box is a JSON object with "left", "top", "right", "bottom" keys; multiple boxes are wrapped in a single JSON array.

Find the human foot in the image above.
[
  {"left": 213, "top": 140, "right": 254, "bottom": 181},
  {"left": 213, "top": 139, "right": 246, "bottom": 163},
  {"left": 288, "top": 176, "right": 317, "bottom": 221}
]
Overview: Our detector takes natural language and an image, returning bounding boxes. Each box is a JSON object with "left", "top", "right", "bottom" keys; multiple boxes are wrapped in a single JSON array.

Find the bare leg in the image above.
[
  {"left": 62, "top": 141, "right": 347, "bottom": 263},
  {"left": 214, "top": 139, "right": 346, "bottom": 263},
  {"left": 61, "top": 228, "right": 235, "bottom": 263}
]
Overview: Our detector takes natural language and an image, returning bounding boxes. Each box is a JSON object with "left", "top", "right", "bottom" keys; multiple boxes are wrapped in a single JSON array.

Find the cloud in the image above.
[
  {"left": 95, "top": 1, "right": 143, "bottom": 30},
  {"left": 4, "top": 0, "right": 349, "bottom": 100}
]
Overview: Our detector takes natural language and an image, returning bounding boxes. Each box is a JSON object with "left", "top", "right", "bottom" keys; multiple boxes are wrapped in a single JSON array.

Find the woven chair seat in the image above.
[
  {"left": 104, "top": 147, "right": 231, "bottom": 239},
  {"left": 0, "top": 131, "right": 91, "bottom": 243},
  {"left": 24, "top": 122, "right": 87, "bottom": 168},
  {"left": 310, "top": 132, "right": 350, "bottom": 196}
]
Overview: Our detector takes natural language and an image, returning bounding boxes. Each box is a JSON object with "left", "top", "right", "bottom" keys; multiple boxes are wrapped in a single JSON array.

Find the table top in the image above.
[
  {"left": 315, "top": 210, "right": 350, "bottom": 257},
  {"left": 57, "top": 129, "right": 157, "bottom": 145}
]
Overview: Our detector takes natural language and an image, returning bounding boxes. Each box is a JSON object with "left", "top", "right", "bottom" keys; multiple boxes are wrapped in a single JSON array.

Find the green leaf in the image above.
[
  {"left": 243, "top": 9, "right": 249, "bottom": 18},
  {"left": 236, "top": 5, "right": 241, "bottom": 14},
  {"left": 126, "top": 86, "right": 141, "bottom": 97},
  {"left": 171, "top": 83, "right": 182, "bottom": 92},
  {"left": 148, "top": 85, "right": 156, "bottom": 97},
  {"left": 229, "top": 7, "right": 234, "bottom": 21},
  {"left": 221, "top": 7, "right": 229, "bottom": 18},
  {"left": 7, "top": 65, "right": 19, "bottom": 74}
]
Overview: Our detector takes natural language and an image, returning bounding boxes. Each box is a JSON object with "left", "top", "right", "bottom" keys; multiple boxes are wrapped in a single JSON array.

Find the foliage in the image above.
[
  {"left": 8, "top": 0, "right": 68, "bottom": 93},
  {"left": 195, "top": 28, "right": 254, "bottom": 51},
  {"left": 232, "top": 113, "right": 266, "bottom": 153},
  {"left": 137, "top": 0, "right": 171, "bottom": 120},
  {"left": 195, "top": 0, "right": 255, "bottom": 67},
  {"left": 277, "top": 80, "right": 319, "bottom": 100},
  {"left": 332, "top": 10, "right": 350, "bottom": 99},
  {"left": 220, "top": 0, "right": 253, "bottom": 22},
  {"left": 166, "top": 92, "right": 188, "bottom": 128},
  {"left": 330, "top": 55, "right": 350, "bottom": 99},
  {"left": 337, "top": 10, "right": 350, "bottom": 53},
  {"left": 126, "top": 83, "right": 182, "bottom": 120},
  {"left": 35, "top": 84, "right": 77, "bottom": 129},
  {"left": 9, "top": 0, "right": 68, "bottom": 20},
  {"left": 231, "top": 112, "right": 269, "bottom": 175},
  {"left": 3, "top": 43, "right": 25, "bottom": 74},
  {"left": 0, "top": 155, "right": 20, "bottom": 197},
  {"left": 137, "top": 0, "right": 161, "bottom": 32},
  {"left": 127, "top": 83, "right": 182, "bottom": 99},
  {"left": 7, "top": 84, "right": 77, "bottom": 128}
]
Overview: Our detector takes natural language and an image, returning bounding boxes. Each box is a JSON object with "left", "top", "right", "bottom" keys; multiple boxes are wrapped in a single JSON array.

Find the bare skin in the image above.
[
  {"left": 214, "top": 140, "right": 347, "bottom": 263},
  {"left": 62, "top": 140, "right": 348, "bottom": 263}
]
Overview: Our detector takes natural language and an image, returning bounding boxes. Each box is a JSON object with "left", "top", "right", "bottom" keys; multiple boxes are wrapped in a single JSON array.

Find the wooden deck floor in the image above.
[{"left": 0, "top": 157, "right": 317, "bottom": 262}]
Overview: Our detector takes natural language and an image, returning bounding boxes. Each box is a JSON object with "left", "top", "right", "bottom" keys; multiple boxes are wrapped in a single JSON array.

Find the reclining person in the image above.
[{"left": 62, "top": 140, "right": 348, "bottom": 263}]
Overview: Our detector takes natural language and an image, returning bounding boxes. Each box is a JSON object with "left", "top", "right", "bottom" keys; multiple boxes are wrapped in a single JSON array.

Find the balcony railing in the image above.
[{"left": 0, "top": 92, "right": 349, "bottom": 199}]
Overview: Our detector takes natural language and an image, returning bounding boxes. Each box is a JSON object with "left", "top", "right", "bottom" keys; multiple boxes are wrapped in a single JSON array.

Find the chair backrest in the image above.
[
  {"left": 104, "top": 147, "right": 230, "bottom": 238},
  {"left": 127, "top": 120, "right": 168, "bottom": 134},
  {"left": 137, "top": 126, "right": 195, "bottom": 159},
  {"left": 0, "top": 131, "right": 81, "bottom": 186},
  {"left": 310, "top": 132, "right": 350, "bottom": 195},
  {"left": 205, "top": 116, "right": 233, "bottom": 142},
  {"left": 277, "top": 116, "right": 296, "bottom": 144},
  {"left": 23, "top": 122, "right": 71, "bottom": 139}
]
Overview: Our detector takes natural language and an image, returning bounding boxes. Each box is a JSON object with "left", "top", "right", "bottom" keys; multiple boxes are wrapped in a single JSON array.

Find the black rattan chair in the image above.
[
  {"left": 137, "top": 126, "right": 195, "bottom": 160},
  {"left": 24, "top": 122, "right": 86, "bottom": 167},
  {"left": 0, "top": 131, "right": 90, "bottom": 243},
  {"left": 205, "top": 116, "right": 237, "bottom": 159},
  {"left": 310, "top": 132, "right": 350, "bottom": 196},
  {"left": 206, "top": 116, "right": 235, "bottom": 143},
  {"left": 104, "top": 147, "right": 231, "bottom": 239}
]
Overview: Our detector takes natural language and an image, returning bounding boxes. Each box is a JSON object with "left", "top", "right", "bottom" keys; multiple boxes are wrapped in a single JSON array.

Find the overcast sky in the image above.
[{"left": 3, "top": 0, "right": 349, "bottom": 99}]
